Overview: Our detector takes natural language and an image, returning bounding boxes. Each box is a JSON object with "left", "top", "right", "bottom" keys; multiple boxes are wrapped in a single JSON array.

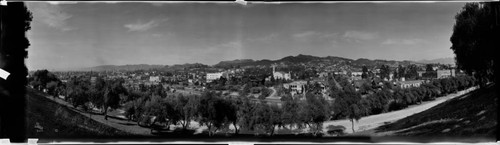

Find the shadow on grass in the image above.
[{"left": 374, "top": 84, "right": 497, "bottom": 139}]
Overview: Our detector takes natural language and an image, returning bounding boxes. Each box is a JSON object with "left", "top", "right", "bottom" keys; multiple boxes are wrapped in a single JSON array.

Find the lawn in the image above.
[{"left": 374, "top": 84, "right": 497, "bottom": 141}]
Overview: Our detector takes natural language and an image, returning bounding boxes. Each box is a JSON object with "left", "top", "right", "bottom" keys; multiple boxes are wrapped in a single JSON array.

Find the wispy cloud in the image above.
[
  {"left": 28, "top": 3, "right": 75, "bottom": 31},
  {"left": 124, "top": 18, "right": 168, "bottom": 32},
  {"left": 382, "top": 38, "right": 426, "bottom": 45},
  {"left": 292, "top": 31, "right": 339, "bottom": 41},
  {"left": 292, "top": 31, "right": 319, "bottom": 39},
  {"left": 343, "top": 30, "right": 378, "bottom": 42}
]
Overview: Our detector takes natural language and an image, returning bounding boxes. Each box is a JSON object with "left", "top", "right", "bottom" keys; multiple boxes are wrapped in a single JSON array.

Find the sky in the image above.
[{"left": 26, "top": 2, "right": 466, "bottom": 70}]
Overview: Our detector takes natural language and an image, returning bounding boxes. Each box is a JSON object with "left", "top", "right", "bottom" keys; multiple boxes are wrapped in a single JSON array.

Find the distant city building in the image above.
[
  {"left": 334, "top": 71, "right": 347, "bottom": 75},
  {"left": 283, "top": 81, "right": 307, "bottom": 96},
  {"left": 417, "top": 71, "right": 426, "bottom": 77},
  {"left": 149, "top": 76, "right": 160, "bottom": 83},
  {"left": 396, "top": 80, "right": 424, "bottom": 89},
  {"left": 437, "top": 69, "right": 456, "bottom": 78},
  {"left": 272, "top": 65, "right": 291, "bottom": 80},
  {"left": 351, "top": 72, "right": 363, "bottom": 80},
  {"left": 206, "top": 72, "right": 223, "bottom": 83}
]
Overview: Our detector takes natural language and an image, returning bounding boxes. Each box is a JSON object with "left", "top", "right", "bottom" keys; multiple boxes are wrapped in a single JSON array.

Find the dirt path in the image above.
[{"left": 322, "top": 87, "right": 477, "bottom": 135}]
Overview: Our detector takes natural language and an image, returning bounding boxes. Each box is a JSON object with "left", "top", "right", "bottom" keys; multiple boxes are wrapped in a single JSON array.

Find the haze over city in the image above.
[{"left": 26, "top": 2, "right": 464, "bottom": 70}]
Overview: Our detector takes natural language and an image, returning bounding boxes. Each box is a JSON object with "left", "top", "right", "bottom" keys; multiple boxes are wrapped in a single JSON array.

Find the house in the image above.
[
  {"left": 283, "top": 81, "right": 307, "bottom": 96},
  {"left": 396, "top": 80, "right": 424, "bottom": 89},
  {"left": 350, "top": 72, "right": 363, "bottom": 80},
  {"left": 273, "top": 65, "right": 291, "bottom": 80},
  {"left": 149, "top": 76, "right": 160, "bottom": 83},
  {"left": 206, "top": 72, "right": 223, "bottom": 83},
  {"left": 417, "top": 71, "right": 426, "bottom": 77},
  {"left": 437, "top": 69, "right": 456, "bottom": 78}
]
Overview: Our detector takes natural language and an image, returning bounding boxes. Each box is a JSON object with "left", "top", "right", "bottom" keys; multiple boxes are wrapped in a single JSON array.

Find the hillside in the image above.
[
  {"left": 417, "top": 57, "right": 455, "bottom": 65},
  {"left": 82, "top": 54, "right": 427, "bottom": 71},
  {"left": 215, "top": 54, "right": 416, "bottom": 68},
  {"left": 84, "top": 64, "right": 166, "bottom": 71},
  {"left": 373, "top": 84, "right": 497, "bottom": 141},
  {"left": 26, "top": 88, "right": 130, "bottom": 138}
]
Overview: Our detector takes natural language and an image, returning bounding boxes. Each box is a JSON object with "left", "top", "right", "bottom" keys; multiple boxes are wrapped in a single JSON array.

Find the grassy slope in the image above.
[
  {"left": 375, "top": 84, "right": 497, "bottom": 139},
  {"left": 27, "top": 88, "right": 130, "bottom": 138}
]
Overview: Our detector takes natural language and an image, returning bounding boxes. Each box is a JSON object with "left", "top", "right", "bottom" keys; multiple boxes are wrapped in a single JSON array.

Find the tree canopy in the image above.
[{"left": 450, "top": 2, "right": 499, "bottom": 86}]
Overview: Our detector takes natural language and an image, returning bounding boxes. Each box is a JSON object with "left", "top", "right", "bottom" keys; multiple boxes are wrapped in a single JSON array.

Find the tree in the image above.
[
  {"left": 103, "top": 79, "right": 128, "bottom": 120},
  {"left": 197, "top": 91, "right": 227, "bottom": 136},
  {"left": 174, "top": 94, "right": 199, "bottom": 130},
  {"left": 362, "top": 66, "right": 369, "bottom": 79},
  {"left": 281, "top": 96, "right": 303, "bottom": 129},
  {"left": 426, "top": 64, "right": 434, "bottom": 72},
  {"left": 347, "top": 104, "right": 363, "bottom": 133},
  {"left": 46, "top": 81, "right": 60, "bottom": 99},
  {"left": 450, "top": 2, "right": 500, "bottom": 87},
  {"left": 252, "top": 102, "right": 282, "bottom": 136},
  {"left": 303, "top": 93, "right": 329, "bottom": 136},
  {"left": 0, "top": 3, "right": 33, "bottom": 141},
  {"left": 397, "top": 65, "right": 406, "bottom": 80},
  {"left": 379, "top": 65, "right": 391, "bottom": 80},
  {"left": 236, "top": 97, "right": 257, "bottom": 133},
  {"left": 405, "top": 64, "right": 419, "bottom": 80},
  {"left": 30, "top": 70, "right": 59, "bottom": 91}
]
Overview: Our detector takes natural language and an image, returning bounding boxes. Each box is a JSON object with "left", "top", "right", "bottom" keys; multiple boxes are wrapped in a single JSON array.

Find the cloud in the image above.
[
  {"left": 343, "top": 31, "right": 378, "bottom": 42},
  {"left": 124, "top": 19, "right": 167, "bottom": 32},
  {"left": 293, "top": 31, "right": 319, "bottom": 39},
  {"left": 28, "top": 3, "right": 75, "bottom": 31},
  {"left": 382, "top": 38, "right": 426, "bottom": 45},
  {"left": 292, "top": 31, "right": 339, "bottom": 41}
]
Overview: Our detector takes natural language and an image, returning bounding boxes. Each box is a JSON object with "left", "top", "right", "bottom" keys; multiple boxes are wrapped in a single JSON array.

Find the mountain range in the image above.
[
  {"left": 417, "top": 57, "right": 455, "bottom": 65},
  {"left": 81, "top": 54, "right": 453, "bottom": 71}
]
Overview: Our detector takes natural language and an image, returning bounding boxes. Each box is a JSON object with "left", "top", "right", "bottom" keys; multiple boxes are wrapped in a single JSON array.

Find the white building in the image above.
[
  {"left": 351, "top": 71, "right": 363, "bottom": 80},
  {"left": 283, "top": 81, "right": 307, "bottom": 96},
  {"left": 437, "top": 69, "right": 456, "bottom": 78},
  {"left": 206, "top": 72, "right": 223, "bottom": 83},
  {"left": 396, "top": 80, "right": 424, "bottom": 89},
  {"left": 149, "top": 76, "right": 160, "bottom": 83},
  {"left": 273, "top": 65, "right": 291, "bottom": 80}
]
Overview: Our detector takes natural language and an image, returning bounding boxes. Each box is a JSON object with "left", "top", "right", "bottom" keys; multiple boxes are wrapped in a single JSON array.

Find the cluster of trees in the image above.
[
  {"left": 325, "top": 74, "right": 477, "bottom": 132},
  {"left": 122, "top": 90, "right": 331, "bottom": 136},
  {"left": 29, "top": 71, "right": 130, "bottom": 120},
  {"left": 64, "top": 76, "right": 128, "bottom": 120},
  {"left": 341, "top": 75, "right": 476, "bottom": 119},
  {"left": 29, "top": 70, "right": 65, "bottom": 98}
]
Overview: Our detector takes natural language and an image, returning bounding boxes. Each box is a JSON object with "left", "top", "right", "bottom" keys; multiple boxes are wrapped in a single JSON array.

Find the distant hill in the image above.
[
  {"left": 215, "top": 54, "right": 417, "bottom": 68},
  {"left": 418, "top": 57, "right": 455, "bottom": 65},
  {"left": 84, "top": 64, "right": 166, "bottom": 71},
  {"left": 83, "top": 54, "right": 424, "bottom": 71}
]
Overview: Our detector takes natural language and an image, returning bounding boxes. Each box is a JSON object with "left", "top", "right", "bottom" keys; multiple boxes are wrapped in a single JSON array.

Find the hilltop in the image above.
[{"left": 80, "top": 54, "right": 434, "bottom": 72}]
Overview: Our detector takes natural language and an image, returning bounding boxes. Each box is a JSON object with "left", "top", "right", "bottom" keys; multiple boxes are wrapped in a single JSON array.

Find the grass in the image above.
[
  {"left": 26, "top": 88, "right": 131, "bottom": 139},
  {"left": 375, "top": 84, "right": 497, "bottom": 140}
]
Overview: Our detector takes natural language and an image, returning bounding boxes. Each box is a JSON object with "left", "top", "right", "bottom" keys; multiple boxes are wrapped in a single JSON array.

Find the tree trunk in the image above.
[
  {"left": 351, "top": 119, "right": 355, "bottom": 133},
  {"left": 270, "top": 125, "right": 275, "bottom": 136},
  {"left": 104, "top": 106, "right": 108, "bottom": 120},
  {"left": 233, "top": 123, "right": 239, "bottom": 134}
]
